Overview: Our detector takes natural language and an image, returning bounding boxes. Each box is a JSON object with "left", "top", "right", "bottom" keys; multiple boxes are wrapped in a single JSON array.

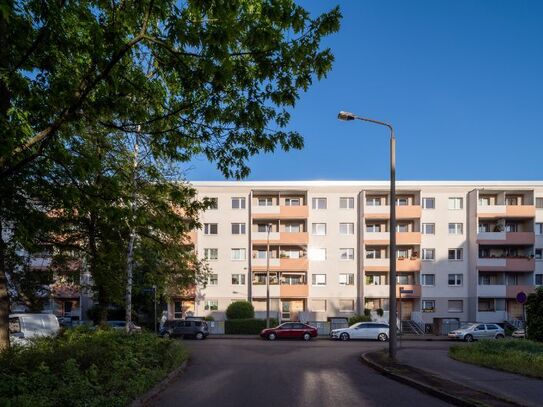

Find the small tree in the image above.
[
  {"left": 526, "top": 287, "right": 543, "bottom": 342},
  {"left": 226, "top": 301, "right": 254, "bottom": 320}
]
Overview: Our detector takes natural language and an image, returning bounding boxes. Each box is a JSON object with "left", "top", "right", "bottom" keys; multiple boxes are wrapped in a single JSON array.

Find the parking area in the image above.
[{"left": 147, "top": 338, "right": 452, "bottom": 407}]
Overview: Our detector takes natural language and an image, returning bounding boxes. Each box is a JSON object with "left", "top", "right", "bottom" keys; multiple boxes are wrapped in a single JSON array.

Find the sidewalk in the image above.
[
  {"left": 396, "top": 345, "right": 542, "bottom": 407},
  {"left": 207, "top": 334, "right": 451, "bottom": 340}
]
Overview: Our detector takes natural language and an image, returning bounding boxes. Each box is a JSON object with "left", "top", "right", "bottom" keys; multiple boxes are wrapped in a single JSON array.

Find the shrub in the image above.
[
  {"left": 363, "top": 308, "right": 371, "bottom": 317},
  {"left": 225, "top": 318, "right": 278, "bottom": 335},
  {"left": 348, "top": 314, "right": 371, "bottom": 326},
  {"left": 0, "top": 326, "right": 188, "bottom": 406},
  {"left": 226, "top": 301, "right": 255, "bottom": 320},
  {"left": 526, "top": 287, "right": 543, "bottom": 342},
  {"left": 203, "top": 315, "right": 215, "bottom": 321},
  {"left": 376, "top": 308, "right": 384, "bottom": 317}
]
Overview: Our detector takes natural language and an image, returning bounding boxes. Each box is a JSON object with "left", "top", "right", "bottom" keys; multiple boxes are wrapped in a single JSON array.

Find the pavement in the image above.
[
  {"left": 396, "top": 342, "right": 543, "bottom": 407},
  {"left": 207, "top": 333, "right": 452, "bottom": 341},
  {"left": 145, "top": 338, "right": 451, "bottom": 407}
]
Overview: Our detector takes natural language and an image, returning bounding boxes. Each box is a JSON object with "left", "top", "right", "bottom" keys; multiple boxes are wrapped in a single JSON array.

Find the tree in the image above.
[
  {"left": 0, "top": 0, "right": 341, "bottom": 349},
  {"left": 526, "top": 287, "right": 543, "bottom": 342},
  {"left": 226, "top": 301, "right": 255, "bottom": 320}
]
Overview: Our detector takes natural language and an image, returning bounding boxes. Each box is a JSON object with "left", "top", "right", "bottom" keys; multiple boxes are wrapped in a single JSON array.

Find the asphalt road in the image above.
[{"left": 148, "top": 338, "right": 451, "bottom": 407}]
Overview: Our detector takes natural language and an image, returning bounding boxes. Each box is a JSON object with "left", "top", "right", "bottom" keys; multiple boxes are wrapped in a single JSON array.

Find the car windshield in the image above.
[
  {"left": 349, "top": 322, "right": 363, "bottom": 329},
  {"left": 459, "top": 323, "right": 477, "bottom": 330}
]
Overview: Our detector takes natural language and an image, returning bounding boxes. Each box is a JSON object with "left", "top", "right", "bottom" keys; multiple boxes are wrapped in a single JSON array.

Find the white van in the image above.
[{"left": 9, "top": 313, "right": 60, "bottom": 345}]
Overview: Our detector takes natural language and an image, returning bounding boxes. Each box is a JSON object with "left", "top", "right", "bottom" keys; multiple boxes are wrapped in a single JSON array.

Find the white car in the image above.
[
  {"left": 448, "top": 323, "right": 505, "bottom": 342},
  {"left": 9, "top": 313, "right": 60, "bottom": 345},
  {"left": 331, "top": 322, "right": 389, "bottom": 341}
]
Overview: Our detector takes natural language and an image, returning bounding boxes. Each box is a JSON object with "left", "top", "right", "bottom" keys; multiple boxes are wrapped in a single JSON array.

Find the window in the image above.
[
  {"left": 448, "top": 223, "right": 463, "bottom": 235},
  {"left": 366, "top": 274, "right": 386, "bottom": 285},
  {"left": 448, "top": 248, "right": 463, "bottom": 260},
  {"left": 310, "top": 299, "right": 326, "bottom": 312},
  {"left": 206, "top": 197, "right": 218, "bottom": 209},
  {"left": 231, "top": 248, "right": 246, "bottom": 261},
  {"left": 312, "top": 223, "right": 326, "bottom": 235},
  {"left": 257, "top": 224, "right": 270, "bottom": 233},
  {"left": 536, "top": 249, "right": 542, "bottom": 260},
  {"left": 448, "top": 300, "right": 463, "bottom": 313},
  {"left": 478, "top": 299, "right": 495, "bottom": 312},
  {"left": 312, "top": 197, "right": 327, "bottom": 210},
  {"left": 284, "top": 223, "right": 301, "bottom": 233},
  {"left": 281, "top": 249, "right": 300, "bottom": 259},
  {"left": 448, "top": 197, "right": 463, "bottom": 210},
  {"left": 422, "top": 300, "right": 435, "bottom": 312},
  {"left": 231, "top": 223, "right": 246, "bottom": 235},
  {"left": 448, "top": 274, "right": 463, "bottom": 286},
  {"left": 366, "top": 197, "right": 382, "bottom": 206},
  {"left": 339, "top": 248, "right": 354, "bottom": 260},
  {"left": 396, "top": 223, "right": 409, "bottom": 232},
  {"left": 366, "top": 248, "right": 381, "bottom": 259},
  {"left": 397, "top": 248, "right": 409, "bottom": 259},
  {"left": 285, "top": 198, "right": 301, "bottom": 206},
  {"left": 339, "top": 223, "right": 354, "bottom": 235},
  {"left": 421, "top": 274, "right": 435, "bottom": 286},
  {"left": 255, "top": 250, "right": 267, "bottom": 259},
  {"left": 366, "top": 223, "right": 381, "bottom": 232},
  {"left": 339, "top": 299, "right": 354, "bottom": 312},
  {"left": 479, "top": 196, "right": 491, "bottom": 206},
  {"left": 422, "top": 223, "right": 435, "bottom": 234},
  {"left": 536, "top": 223, "right": 543, "bottom": 235},
  {"left": 422, "top": 248, "right": 435, "bottom": 261},
  {"left": 395, "top": 197, "right": 409, "bottom": 206},
  {"left": 204, "top": 248, "right": 218, "bottom": 260},
  {"left": 422, "top": 197, "right": 435, "bottom": 209},
  {"left": 208, "top": 274, "right": 218, "bottom": 285},
  {"left": 231, "top": 274, "right": 246, "bottom": 285},
  {"left": 309, "top": 248, "right": 326, "bottom": 261},
  {"left": 204, "top": 223, "right": 218, "bottom": 235},
  {"left": 258, "top": 197, "right": 273, "bottom": 206},
  {"left": 506, "top": 196, "right": 520, "bottom": 205},
  {"left": 339, "top": 273, "right": 355, "bottom": 286},
  {"left": 340, "top": 197, "right": 354, "bottom": 209},
  {"left": 537, "top": 198, "right": 543, "bottom": 208},
  {"left": 479, "top": 223, "right": 491, "bottom": 232},
  {"left": 505, "top": 223, "right": 518, "bottom": 232},
  {"left": 536, "top": 275, "right": 542, "bottom": 285},
  {"left": 231, "top": 197, "right": 246, "bottom": 209},
  {"left": 204, "top": 300, "right": 218, "bottom": 311},
  {"left": 312, "top": 274, "right": 326, "bottom": 286}
]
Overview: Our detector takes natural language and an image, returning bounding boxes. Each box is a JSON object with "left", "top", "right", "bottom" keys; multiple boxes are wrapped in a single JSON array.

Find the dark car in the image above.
[
  {"left": 160, "top": 319, "right": 209, "bottom": 340},
  {"left": 260, "top": 322, "right": 318, "bottom": 341}
]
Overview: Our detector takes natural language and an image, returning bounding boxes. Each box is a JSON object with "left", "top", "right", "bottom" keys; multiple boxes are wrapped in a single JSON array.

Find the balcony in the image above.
[
  {"left": 477, "top": 257, "right": 535, "bottom": 272},
  {"left": 478, "top": 205, "right": 535, "bottom": 219},
  {"left": 252, "top": 257, "right": 308, "bottom": 271},
  {"left": 364, "top": 258, "right": 420, "bottom": 272},
  {"left": 252, "top": 205, "right": 308, "bottom": 219},
  {"left": 364, "top": 232, "right": 421, "bottom": 245},
  {"left": 477, "top": 232, "right": 534, "bottom": 245},
  {"left": 252, "top": 284, "right": 280, "bottom": 298},
  {"left": 397, "top": 258, "right": 421, "bottom": 271},
  {"left": 252, "top": 232, "right": 308, "bottom": 245},
  {"left": 506, "top": 285, "right": 536, "bottom": 298},
  {"left": 397, "top": 284, "right": 421, "bottom": 298},
  {"left": 280, "top": 284, "right": 309, "bottom": 298},
  {"left": 364, "top": 205, "right": 421, "bottom": 220},
  {"left": 364, "top": 285, "right": 389, "bottom": 297},
  {"left": 478, "top": 285, "right": 506, "bottom": 297}
]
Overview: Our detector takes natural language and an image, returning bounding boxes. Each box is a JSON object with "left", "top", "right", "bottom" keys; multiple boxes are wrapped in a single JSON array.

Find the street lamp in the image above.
[
  {"left": 337, "top": 111, "right": 398, "bottom": 360},
  {"left": 265, "top": 223, "right": 272, "bottom": 328}
]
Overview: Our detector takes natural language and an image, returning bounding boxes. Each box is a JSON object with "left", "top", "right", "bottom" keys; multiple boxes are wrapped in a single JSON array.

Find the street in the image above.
[{"left": 147, "top": 339, "right": 451, "bottom": 407}]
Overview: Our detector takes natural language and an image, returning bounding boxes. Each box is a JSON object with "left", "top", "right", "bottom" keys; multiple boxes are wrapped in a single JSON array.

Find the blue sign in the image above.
[
  {"left": 400, "top": 289, "right": 414, "bottom": 294},
  {"left": 516, "top": 291, "right": 527, "bottom": 304}
]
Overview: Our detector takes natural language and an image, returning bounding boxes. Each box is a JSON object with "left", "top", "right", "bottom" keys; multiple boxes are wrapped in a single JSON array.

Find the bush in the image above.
[
  {"left": 348, "top": 314, "right": 371, "bottom": 326},
  {"left": 0, "top": 326, "right": 188, "bottom": 406},
  {"left": 376, "top": 308, "right": 384, "bottom": 317},
  {"left": 225, "top": 318, "right": 278, "bottom": 335},
  {"left": 363, "top": 308, "right": 371, "bottom": 317},
  {"left": 226, "top": 301, "right": 255, "bottom": 320},
  {"left": 526, "top": 287, "right": 543, "bottom": 342}
]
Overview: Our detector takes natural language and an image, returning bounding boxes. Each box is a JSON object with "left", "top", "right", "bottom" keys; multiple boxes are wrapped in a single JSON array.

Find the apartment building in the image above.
[{"left": 167, "top": 181, "right": 543, "bottom": 328}]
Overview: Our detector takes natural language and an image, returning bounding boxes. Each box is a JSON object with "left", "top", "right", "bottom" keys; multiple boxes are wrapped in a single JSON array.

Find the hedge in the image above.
[
  {"left": 225, "top": 318, "right": 278, "bottom": 335},
  {"left": 0, "top": 325, "right": 188, "bottom": 407},
  {"left": 348, "top": 314, "right": 372, "bottom": 326},
  {"left": 226, "top": 301, "right": 255, "bottom": 319}
]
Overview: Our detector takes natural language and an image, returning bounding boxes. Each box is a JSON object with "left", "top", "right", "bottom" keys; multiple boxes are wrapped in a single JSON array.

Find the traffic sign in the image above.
[
  {"left": 516, "top": 291, "right": 527, "bottom": 304},
  {"left": 400, "top": 289, "right": 414, "bottom": 294}
]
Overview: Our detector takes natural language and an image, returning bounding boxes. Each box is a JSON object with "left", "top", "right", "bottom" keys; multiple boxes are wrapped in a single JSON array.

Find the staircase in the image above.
[
  {"left": 506, "top": 320, "right": 525, "bottom": 330},
  {"left": 401, "top": 320, "right": 425, "bottom": 335}
]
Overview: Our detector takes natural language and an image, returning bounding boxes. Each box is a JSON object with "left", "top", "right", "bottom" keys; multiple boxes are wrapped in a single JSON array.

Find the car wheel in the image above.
[
  {"left": 195, "top": 332, "right": 204, "bottom": 340},
  {"left": 268, "top": 332, "right": 276, "bottom": 341},
  {"left": 465, "top": 334, "right": 474, "bottom": 342},
  {"left": 340, "top": 333, "right": 349, "bottom": 341},
  {"left": 378, "top": 333, "right": 388, "bottom": 342},
  {"left": 496, "top": 334, "right": 504, "bottom": 339},
  {"left": 162, "top": 332, "right": 170, "bottom": 339},
  {"left": 303, "top": 332, "right": 311, "bottom": 341}
]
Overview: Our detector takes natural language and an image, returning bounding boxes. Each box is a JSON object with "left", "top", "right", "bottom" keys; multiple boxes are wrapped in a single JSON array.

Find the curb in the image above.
[
  {"left": 131, "top": 359, "right": 189, "bottom": 406},
  {"left": 360, "top": 352, "right": 523, "bottom": 407}
]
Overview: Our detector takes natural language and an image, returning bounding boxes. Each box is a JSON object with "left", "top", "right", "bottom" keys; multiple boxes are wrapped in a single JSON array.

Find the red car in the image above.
[{"left": 260, "top": 322, "right": 318, "bottom": 341}]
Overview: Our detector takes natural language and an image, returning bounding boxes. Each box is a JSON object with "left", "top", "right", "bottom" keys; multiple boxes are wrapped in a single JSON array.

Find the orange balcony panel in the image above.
[
  {"left": 397, "top": 284, "right": 421, "bottom": 298},
  {"left": 280, "top": 258, "right": 308, "bottom": 270},
  {"left": 187, "top": 231, "right": 197, "bottom": 245},
  {"left": 396, "top": 232, "right": 421, "bottom": 245},
  {"left": 506, "top": 258, "right": 535, "bottom": 272},
  {"left": 506, "top": 205, "right": 535, "bottom": 218},
  {"left": 506, "top": 285, "right": 535, "bottom": 298},
  {"left": 279, "top": 205, "right": 308, "bottom": 219},
  {"left": 280, "top": 284, "right": 308, "bottom": 298},
  {"left": 397, "top": 205, "right": 421, "bottom": 219},
  {"left": 279, "top": 232, "right": 308, "bottom": 245},
  {"left": 365, "top": 265, "right": 389, "bottom": 272},
  {"left": 397, "top": 258, "right": 421, "bottom": 272}
]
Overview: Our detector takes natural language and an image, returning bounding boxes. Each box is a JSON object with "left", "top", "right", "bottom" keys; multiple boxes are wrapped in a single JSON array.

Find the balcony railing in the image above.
[
  {"left": 252, "top": 205, "right": 308, "bottom": 219},
  {"left": 477, "top": 232, "right": 534, "bottom": 245},
  {"left": 477, "top": 257, "right": 535, "bottom": 272},
  {"left": 363, "top": 231, "right": 421, "bottom": 245},
  {"left": 364, "top": 205, "right": 421, "bottom": 219},
  {"left": 363, "top": 284, "right": 421, "bottom": 298},
  {"left": 252, "top": 257, "right": 308, "bottom": 271},
  {"left": 280, "top": 284, "right": 309, "bottom": 298},
  {"left": 478, "top": 204, "right": 535, "bottom": 218},
  {"left": 252, "top": 232, "right": 308, "bottom": 245},
  {"left": 364, "top": 257, "right": 420, "bottom": 272}
]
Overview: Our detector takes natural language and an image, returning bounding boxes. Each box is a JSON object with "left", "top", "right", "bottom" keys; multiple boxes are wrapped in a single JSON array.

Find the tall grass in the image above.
[{"left": 449, "top": 339, "right": 543, "bottom": 378}]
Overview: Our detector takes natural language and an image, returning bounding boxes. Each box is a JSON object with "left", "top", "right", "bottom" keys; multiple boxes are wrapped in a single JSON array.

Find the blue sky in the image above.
[{"left": 187, "top": 0, "right": 543, "bottom": 181}]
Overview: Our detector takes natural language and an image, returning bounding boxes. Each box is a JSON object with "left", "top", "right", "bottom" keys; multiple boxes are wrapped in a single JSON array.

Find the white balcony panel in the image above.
[
  {"left": 477, "top": 232, "right": 506, "bottom": 240},
  {"left": 252, "top": 232, "right": 280, "bottom": 241},
  {"left": 478, "top": 285, "right": 506, "bottom": 297},
  {"left": 252, "top": 258, "right": 280, "bottom": 267},
  {"left": 477, "top": 258, "right": 506, "bottom": 268},
  {"left": 252, "top": 205, "right": 280, "bottom": 214}
]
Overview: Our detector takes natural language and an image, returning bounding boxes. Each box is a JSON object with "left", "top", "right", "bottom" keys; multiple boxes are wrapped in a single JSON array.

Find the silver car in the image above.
[
  {"left": 448, "top": 323, "right": 505, "bottom": 342},
  {"left": 331, "top": 322, "right": 389, "bottom": 341}
]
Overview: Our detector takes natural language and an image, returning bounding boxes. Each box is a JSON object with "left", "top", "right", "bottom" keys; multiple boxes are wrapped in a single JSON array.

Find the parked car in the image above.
[
  {"left": 448, "top": 323, "right": 505, "bottom": 342},
  {"left": 9, "top": 313, "right": 60, "bottom": 345},
  {"left": 106, "top": 320, "right": 142, "bottom": 333},
  {"left": 260, "top": 322, "right": 318, "bottom": 341},
  {"left": 512, "top": 329, "right": 526, "bottom": 338},
  {"left": 330, "top": 322, "right": 389, "bottom": 341},
  {"left": 160, "top": 319, "right": 209, "bottom": 340}
]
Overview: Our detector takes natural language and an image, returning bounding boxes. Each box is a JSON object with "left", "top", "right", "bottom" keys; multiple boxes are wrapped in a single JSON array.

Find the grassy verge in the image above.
[
  {"left": 449, "top": 339, "right": 543, "bottom": 379},
  {"left": 0, "top": 326, "right": 188, "bottom": 406}
]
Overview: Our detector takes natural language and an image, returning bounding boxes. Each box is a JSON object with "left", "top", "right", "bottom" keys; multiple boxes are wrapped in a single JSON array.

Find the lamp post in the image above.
[
  {"left": 337, "top": 111, "right": 398, "bottom": 360},
  {"left": 266, "top": 223, "right": 272, "bottom": 328}
]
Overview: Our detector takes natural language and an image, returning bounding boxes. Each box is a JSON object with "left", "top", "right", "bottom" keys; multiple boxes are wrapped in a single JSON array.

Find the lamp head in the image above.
[{"left": 337, "top": 111, "right": 356, "bottom": 121}]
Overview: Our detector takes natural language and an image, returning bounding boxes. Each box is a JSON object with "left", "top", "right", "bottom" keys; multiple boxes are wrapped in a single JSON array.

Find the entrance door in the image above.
[
  {"left": 507, "top": 300, "right": 523, "bottom": 320},
  {"left": 281, "top": 302, "right": 291, "bottom": 321},
  {"left": 63, "top": 301, "right": 72, "bottom": 317},
  {"left": 399, "top": 300, "right": 413, "bottom": 320}
]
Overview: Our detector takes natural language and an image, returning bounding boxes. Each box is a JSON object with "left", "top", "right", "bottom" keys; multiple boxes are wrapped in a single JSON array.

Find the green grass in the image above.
[
  {"left": 449, "top": 339, "right": 543, "bottom": 378},
  {"left": 0, "top": 326, "right": 188, "bottom": 407}
]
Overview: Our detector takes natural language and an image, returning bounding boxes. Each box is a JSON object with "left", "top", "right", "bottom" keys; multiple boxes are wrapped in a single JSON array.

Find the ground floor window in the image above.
[
  {"left": 422, "top": 300, "right": 435, "bottom": 312},
  {"left": 339, "top": 299, "right": 354, "bottom": 312},
  {"left": 310, "top": 299, "right": 326, "bottom": 312},
  {"left": 448, "top": 300, "right": 463, "bottom": 313},
  {"left": 204, "top": 300, "right": 219, "bottom": 311}
]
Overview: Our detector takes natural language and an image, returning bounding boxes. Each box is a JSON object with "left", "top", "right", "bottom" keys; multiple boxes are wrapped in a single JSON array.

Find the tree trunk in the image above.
[
  {"left": 125, "top": 131, "right": 138, "bottom": 333},
  {"left": 0, "top": 221, "right": 11, "bottom": 350}
]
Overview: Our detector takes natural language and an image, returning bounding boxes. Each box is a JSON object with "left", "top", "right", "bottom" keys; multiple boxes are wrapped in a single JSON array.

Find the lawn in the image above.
[
  {"left": 0, "top": 326, "right": 188, "bottom": 407},
  {"left": 449, "top": 339, "right": 543, "bottom": 379}
]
